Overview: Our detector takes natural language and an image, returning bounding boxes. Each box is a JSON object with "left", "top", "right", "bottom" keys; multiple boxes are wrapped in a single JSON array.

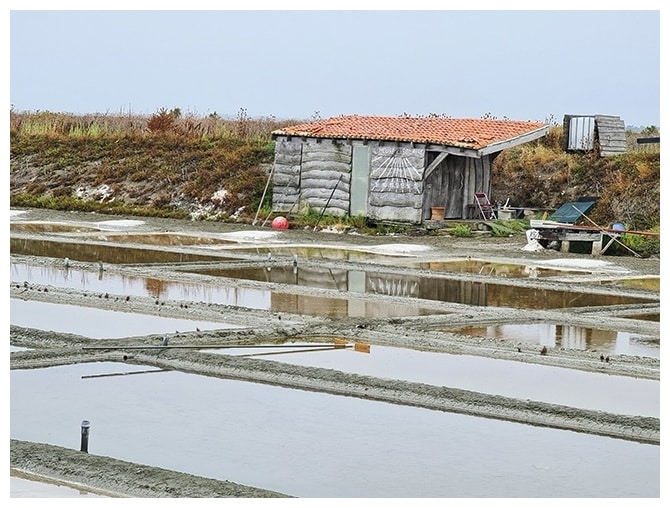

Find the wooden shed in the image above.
[
  {"left": 271, "top": 115, "right": 548, "bottom": 224},
  {"left": 562, "top": 114, "right": 627, "bottom": 157}
]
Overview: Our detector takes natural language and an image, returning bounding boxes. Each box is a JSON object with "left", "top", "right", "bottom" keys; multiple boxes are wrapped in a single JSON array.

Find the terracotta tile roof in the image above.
[{"left": 272, "top": 115, "right": 547, "bottom": 150}]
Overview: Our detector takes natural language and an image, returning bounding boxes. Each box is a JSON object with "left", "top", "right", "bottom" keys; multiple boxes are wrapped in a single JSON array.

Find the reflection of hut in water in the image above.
[{"left": 368, "top": 272, "right": 488, "bottom": 307}]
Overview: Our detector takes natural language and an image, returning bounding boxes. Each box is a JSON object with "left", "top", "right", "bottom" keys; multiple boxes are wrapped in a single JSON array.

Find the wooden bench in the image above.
[{"left": 530, "top": 221, "right": 621, "bottom": 255}]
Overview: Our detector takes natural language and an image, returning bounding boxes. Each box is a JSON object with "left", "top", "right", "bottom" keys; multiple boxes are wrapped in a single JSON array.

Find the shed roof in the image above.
[{"left": 272, "top": 115, "right": 548, "bottom": 151}]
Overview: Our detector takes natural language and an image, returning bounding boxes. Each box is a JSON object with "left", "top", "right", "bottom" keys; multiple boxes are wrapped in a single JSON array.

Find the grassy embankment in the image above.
[{"left": 9, "top": 109, "right": 660, "bottom": 254}]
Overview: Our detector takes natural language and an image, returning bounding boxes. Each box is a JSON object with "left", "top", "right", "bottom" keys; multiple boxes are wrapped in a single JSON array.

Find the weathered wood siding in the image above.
[
  {"left": 424, "top": 154, "right": 493, "bottom": 219},
  {"left": 594, "top": 115, "right": 627, "bottom": 156},
  {"left": 367, "top": 144, "right": 425, "bottom": 223},
  {"left": 460, "top": 155, "right": 493, "bottom": 218},
  {"left": 422, "top": 153, "right": 450, "bottom": 219}
]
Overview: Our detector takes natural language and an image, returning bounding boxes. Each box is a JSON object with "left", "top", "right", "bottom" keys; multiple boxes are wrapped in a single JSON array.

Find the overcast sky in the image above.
[{"left": 7, "top": 2, "right": 664, "bottom": 127}]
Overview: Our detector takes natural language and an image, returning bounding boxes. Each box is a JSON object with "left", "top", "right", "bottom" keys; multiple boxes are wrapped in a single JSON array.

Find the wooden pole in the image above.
[{"left": 253, "top": 165, "right": 274, "bottom": 226}]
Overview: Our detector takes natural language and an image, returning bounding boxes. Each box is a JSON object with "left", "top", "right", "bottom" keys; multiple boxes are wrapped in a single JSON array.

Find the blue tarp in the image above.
[{"left": 548, "top": 200, "right": 596, "bottom": 224}]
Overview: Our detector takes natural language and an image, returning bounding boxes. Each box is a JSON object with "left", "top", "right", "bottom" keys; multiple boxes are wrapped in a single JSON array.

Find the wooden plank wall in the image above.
[
  {"left": 437, "top": 155, "right": 492, "bottom": 219},
  {"left": 594, "top": 115, "right": 627, "bottom": 156}
]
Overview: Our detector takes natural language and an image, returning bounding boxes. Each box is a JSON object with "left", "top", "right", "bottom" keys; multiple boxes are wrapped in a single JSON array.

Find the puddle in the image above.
[
  {"left": 444, "top": 323, "right": 659, "bottom": 359},
  {"left": 10, "top": 363, "right": 660, "bottom": 497},
  {"left": 10, "top": 476, "right": 106, "bottom": 498},
  {"left": 599, "top": 277, "right": 660, "bottom": 292},
  {"left": 624, "top": 313, "right": 660, "bottom": 322},
  {"left": 10, "top": 238, "right": 227, "bottom": 264},
  {"left": 191, "top": 266, "right": 656, "bottom": 309},
  {"left": 10, "top": 262, "right": 444, "bottom": 318},
  {"left": 228, "top": 245, "right": 412, "bottom": 262},
  {"left": 87, "top": 232, "right": 236, "bottom": 246},
  {"left": 10, "top": 300, "right": 239, "bottom": 338},
  {"left": 400, "top": 258, "right": 589, "bottom": 278},
  {"left": 203, "top": 340, "right": 659, "bottom": 417},
  {"left": 10, "top": 222, "right": 101, "bottom": 233}
]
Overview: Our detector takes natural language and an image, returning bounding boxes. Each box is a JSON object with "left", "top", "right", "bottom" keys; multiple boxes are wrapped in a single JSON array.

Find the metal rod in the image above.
[
  {"left": 314, "top": 174, "right": 343, "bottom": 231},
  {"left": 239, "top": 346, "right": 341, "bottom": 358},
  {"left": 80, "top": 420, "right": 90, "bottom": 453},
  {"left": 570, "top": 205, "right": 641, "bottom": 258},
  {"left": 82, "top": 369, "right": 168, "bottom": 379},
  {"left": 82, "top": 343, "right": 352, "bottom": 351}
]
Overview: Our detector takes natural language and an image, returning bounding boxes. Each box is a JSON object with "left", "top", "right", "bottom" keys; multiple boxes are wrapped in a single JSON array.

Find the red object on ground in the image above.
[{"left": 271, "top": 216, "right": 289, "bottom": 230}]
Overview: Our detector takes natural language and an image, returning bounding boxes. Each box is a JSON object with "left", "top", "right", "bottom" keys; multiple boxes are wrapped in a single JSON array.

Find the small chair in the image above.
[{"left": 474, "top": 192, "right": 497, "bottom": 220}]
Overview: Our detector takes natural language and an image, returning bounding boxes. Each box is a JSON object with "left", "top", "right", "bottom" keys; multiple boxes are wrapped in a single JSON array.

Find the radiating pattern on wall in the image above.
[
  {"left": 367, "top": 145, "right": 425, "bottom": 223},
  {"left": 370, "top": 147, "right": 423, "bottom": 194}
]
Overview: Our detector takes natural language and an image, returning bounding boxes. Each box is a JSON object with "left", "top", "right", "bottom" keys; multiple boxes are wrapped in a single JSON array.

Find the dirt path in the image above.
[{"left": 9, "top": 208, "right": 661, "bottom": 497}]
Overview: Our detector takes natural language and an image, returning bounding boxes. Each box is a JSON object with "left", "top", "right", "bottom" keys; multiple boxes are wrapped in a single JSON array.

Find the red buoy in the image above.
[{"left": 271, "top": 216, "right": 289, "bottom": 230}]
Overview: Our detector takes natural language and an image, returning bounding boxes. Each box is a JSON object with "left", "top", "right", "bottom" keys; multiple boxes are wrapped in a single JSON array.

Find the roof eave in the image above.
[{"left": 477, "top": 126, "right": 550, "bottom": 156}]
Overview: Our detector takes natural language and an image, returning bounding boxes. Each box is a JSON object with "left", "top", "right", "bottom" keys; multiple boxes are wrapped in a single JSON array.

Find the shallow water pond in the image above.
[
  {"left": 10, "top": 363, "right": 660, "bottom": 498},
  {"left": 397, "top": 258, "right": 590, "bottom": 278},
  {"left": 10, "top": 299, "right": 238, "bottom": 338},
  {"left": 10, "top": 238, "right": 226, "bottom": 264},
  {"left": 444, "top": 322, "right": 659, "bottom": 359},
  {"left": 203, "top": 341, "right": 659, "bottom": 417},
  {"left": 192, "top": 266, "right": 656, "bottom": 309},
  {"left": 11, "top": 262, "right": 444, "bottom": 318}
]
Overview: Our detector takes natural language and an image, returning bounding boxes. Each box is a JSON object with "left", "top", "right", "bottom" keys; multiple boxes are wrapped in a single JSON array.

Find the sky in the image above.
[{"left": 5, "top": 1, "right": 664, "bottom": 128}]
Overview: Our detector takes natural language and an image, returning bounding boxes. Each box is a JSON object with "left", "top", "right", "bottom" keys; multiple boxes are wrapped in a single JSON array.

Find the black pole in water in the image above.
[{"left": 80, "top": 420, "right": 91, "bottom": 453}]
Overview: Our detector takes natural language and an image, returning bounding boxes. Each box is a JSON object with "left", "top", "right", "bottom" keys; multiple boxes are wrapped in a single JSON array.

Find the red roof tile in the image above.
[{"left": 273, "top": 115, "right": 547, "bottom": 150}]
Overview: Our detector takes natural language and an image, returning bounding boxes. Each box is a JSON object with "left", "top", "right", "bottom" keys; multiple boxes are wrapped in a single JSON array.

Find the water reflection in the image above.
[
  {"left": 599, "top": 277, "right": 660, "bottom": 292},
  {"left": 230, "top": 245, "right": 410, "bottom": 262},
  {"left": 11, "top": 476, "right": 106, "bottom": 498},
  {"left": 192, "top": 266, "right": 656, "bottom": 309},
  {"left": 447, "top": 323, "right": 659, "bottom": 359},
  {"left": 204, "top": 341, "right": 659, "bottom": 417},
  {"left": 10, "top": 223, "right": 100, "bottom": 233},
  {"left": 402, "top": 259, "right": 589, "bottom": 278},
  {"left": 10, "top": 363, "right": 660, "bottom": 497},
  {"left": 86, "top": 232, "right": 235, "bottom": 246},
  {"left": 11, "top": 262, "right": 444, "bottom": 318},
  {"left": 10, "top": 300, "right": 238, "bottom": 338},
  {"left": 10, "top": 238, "right": 225, "bottom": 264}
]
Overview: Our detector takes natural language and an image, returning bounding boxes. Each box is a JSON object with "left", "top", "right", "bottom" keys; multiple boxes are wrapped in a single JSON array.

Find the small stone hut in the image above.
[{"left": 271, "top": 115, "right": 548, "bottom": 223}]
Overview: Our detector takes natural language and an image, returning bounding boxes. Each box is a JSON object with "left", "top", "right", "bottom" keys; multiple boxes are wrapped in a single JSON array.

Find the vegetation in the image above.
[
  {"left": 451, "top": 224, "right": 473, "bottom": 237},
  {"left": 492, "top": 124, "right": 660, "bottom": 232},
  {"left": 9, "top": 109, "right": 659, "bottom": 253}
]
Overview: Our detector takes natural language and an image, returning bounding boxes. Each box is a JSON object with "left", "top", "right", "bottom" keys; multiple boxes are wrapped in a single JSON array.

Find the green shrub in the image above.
[
  {"left": 451, "top": 224, "right": 472, "bottom": 237},
  {"left": 619, "top": 228, "right": 660, "bottom": 257}
]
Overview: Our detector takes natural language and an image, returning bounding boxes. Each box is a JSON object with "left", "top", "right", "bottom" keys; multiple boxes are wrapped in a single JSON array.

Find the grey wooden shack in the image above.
[
  {"left": 562, "top": 114, "right": 627, "bottom": 156},
  {"left": 271, "top": 115, "right": 548, "bottom": 224}
]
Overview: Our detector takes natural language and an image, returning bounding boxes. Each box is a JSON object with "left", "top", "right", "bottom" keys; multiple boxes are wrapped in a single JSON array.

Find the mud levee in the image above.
[
  {"left": 10, "top": 440, "right": 291, "bottom": 498},
  {"left": 10, "top": 324, "right": 661, "bottom": 445}
]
